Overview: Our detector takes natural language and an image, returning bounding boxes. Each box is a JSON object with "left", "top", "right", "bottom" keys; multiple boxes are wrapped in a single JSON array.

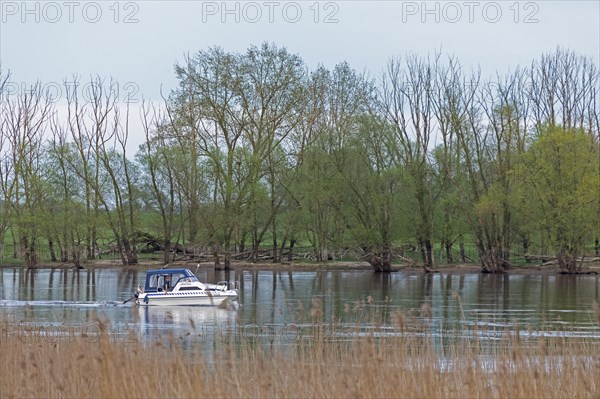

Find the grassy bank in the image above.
[{"left": 2, "top": 312, "right": 599, "bottom": 399}]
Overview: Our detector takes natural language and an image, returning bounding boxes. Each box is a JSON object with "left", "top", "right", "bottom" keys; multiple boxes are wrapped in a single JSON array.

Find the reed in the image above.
[{"left": 1, "top": 311, "right": 599, "bottom": 399}]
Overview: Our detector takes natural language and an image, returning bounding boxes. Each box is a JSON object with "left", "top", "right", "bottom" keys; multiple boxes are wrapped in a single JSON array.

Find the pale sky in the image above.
[{"left": 1, "top": 0, "right": 599, "bottom": 151}]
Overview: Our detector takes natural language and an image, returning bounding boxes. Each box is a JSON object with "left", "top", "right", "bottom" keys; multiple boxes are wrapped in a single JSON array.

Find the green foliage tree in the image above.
[
  {"left": 1, "top": 83, "right": 53, "bottom": 267},
  {"left": 516, "top": 127, "right": 600, "bottom": 272},
  {"left": 335, "top": 116, "right": 408, "bottom": 272}
]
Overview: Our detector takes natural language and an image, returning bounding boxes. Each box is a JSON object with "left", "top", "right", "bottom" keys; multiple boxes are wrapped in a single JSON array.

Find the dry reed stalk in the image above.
[{"left": 1, "top": 312, "right": 599, "bottom": 398}]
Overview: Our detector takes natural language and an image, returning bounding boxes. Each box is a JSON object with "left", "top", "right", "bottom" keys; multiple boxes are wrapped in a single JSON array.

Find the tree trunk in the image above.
[
  {"left": 213, "top": 250, "right": 221, "bottom": 270},
  {"left": 238, "top": 240, "right": 245, "bottom": 260},
  {"left": 61, "top": 245, "right": 69, "bottom": 262},
  {"left": 126, "top": 242, "right": 138, "bottom": 265},
  {"left": 365, "top": 245, "right": 393, "bottom": 273},
  {"left": 162, "top": 240, "right": 171, "bottom": 265},
  {"left": 522, "top": 237, "right": 530, "bottom": 262},
  {"left": 445, "top": 240, "right": 453, "bottom": 264},
  {"left": 288, "top": 239, "right": 296, "bottom": 262},
  {"left": 556, "top": 246, "right": 579, "bottom": 273},
  {"left": 72, "top": 244, "right": 81, "bottom": 269},
  {"left": 12, "top": 232, "right": 18, "bottom": 259},
  {"left": 425, "top": 239, "right": 433, "bottom": 268},
  {"left": 224, "top": 252, "right": 231, "bottom": 271},
  {"left": 459, "top": 241, "right": 466, "bottom": 263},
  {"left": 48, "top": 238, "right": 57, "bottom": 262},
  {"left": 420, "top": 237, "right": 433, "bottom": 270},
  {"left": 279, "top": 237, "right": 287, "bottom": 263},
  {"left": 476, "top": 240, "right": 490, "bottom": 271},
  {"left": 22, "top": 236, "right": 37, "bottom": 268},
  {"left": 251, "top": 229, "right": 259, "bottom": 263},
  {"left": 272, "top": 231, "right": 278, "bottom": 263}
]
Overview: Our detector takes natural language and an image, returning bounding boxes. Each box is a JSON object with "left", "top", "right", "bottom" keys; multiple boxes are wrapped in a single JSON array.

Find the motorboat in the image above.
[{"left": 134, "top": 268, "right": 238, "bottom": 306}]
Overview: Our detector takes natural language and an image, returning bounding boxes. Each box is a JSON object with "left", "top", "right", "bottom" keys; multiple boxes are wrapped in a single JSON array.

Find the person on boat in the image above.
[{"left": 163, "top": 274, "right": 172, "bottom": 292}]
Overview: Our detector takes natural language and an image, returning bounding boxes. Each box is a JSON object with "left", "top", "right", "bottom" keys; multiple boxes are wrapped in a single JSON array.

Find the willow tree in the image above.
[
  {"left": 289, "top": 63, "right": 376, "bottom": 264},
  {"left": 381, "top": 54, "right": 437, "bottom": 270},
  {"left": 46, "top": 120, "right": 88, "bottom": 265},
  {"left": 170, "top": 46, "right": 260, "bottom": 268},
  {"left": 0, "top": 66, "right": 13, "bottom": 261},
  {"left": 64, "top": 76, "right": 103, "bottom": 261},
  {"left": 528, "top": 48, "right": 600, "bottom": 256},
  {"left": 528, "top": 48, "right": 599, "bottom": 132},
  {"left": 471, "top": 70, "right": 530, "bottom": 271},
  {"left": 66, "top": 77, "right": 139, "bottom": 265},
  {"left": 0, "top": 82, "right": 53, "bottom": 267},
  {"left": 517, "top": 127, "right": 600, "bottom": 273},
  {"left": 139, "top": 104, "right": 179, "bottom": 265},
  {"left": 237, "top": 43, "right": 307, "bottom": 263},
  {"left": 335, "top": 115, "right": 407, "bottom": 272},
  {"left": 170, "top": 44, "right": 309, "bottom": 268},
  {"left": 430, "top": 57, "right": 476, "bottom": 264},
  {"left": 171, "top": 46, "right": 259, "bottom": 268}
]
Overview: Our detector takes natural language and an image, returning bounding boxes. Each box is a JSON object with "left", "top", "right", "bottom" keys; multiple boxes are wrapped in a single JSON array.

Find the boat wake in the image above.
[{"left": 0, "top": 299, "right": 125, "bottom": 308}]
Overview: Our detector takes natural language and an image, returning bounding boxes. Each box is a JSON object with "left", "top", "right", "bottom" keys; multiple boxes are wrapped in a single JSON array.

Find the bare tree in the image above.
[
  {"left": 0, "top": 82, "right": 53, "bottom": 267},
  {"left": 430, "top": 56, "right": 476, "bottom": 264},
  {"left": 0, "top": 66, "right": 13, "bottom": 261},
  {"left": 140, "top": 102, "right": 178, "bottom": 265},
  {"left": 474, "top": 69, "right": 530, "bottom": 270},
  {"left": 528, "top": 48, "right": 599, "bottom": 132},
  {"left": 65, "top": 76, "right": 102, "bottom": 261},
  {"left": 66, "top": 77, "right": 139, "bottom": 265},
  {"left": 47, "top": 116, "right": 83, "bottom": 265},
  {"left": 381, "top": 54, "right": 437, "bottom": 270}
]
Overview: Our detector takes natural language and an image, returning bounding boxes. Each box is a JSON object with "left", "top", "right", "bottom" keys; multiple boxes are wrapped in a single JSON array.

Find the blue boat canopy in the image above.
[{"left": 143, "top": 268, "right": 198, "bottom": 293}]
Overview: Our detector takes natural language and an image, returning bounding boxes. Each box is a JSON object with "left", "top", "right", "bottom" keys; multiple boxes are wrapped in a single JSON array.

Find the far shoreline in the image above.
[{"left": 2, "top": 259, "right": 599, "bottom": 275}]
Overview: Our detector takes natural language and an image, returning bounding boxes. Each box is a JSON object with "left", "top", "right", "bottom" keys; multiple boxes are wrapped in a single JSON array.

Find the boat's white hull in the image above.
[{"left": 136, "top": 291, "right": 237, "bottom": 306}]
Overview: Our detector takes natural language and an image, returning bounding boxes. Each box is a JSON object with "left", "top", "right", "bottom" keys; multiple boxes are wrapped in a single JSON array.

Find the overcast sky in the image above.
[{"left": 1, "top": 0, "right": 599, "bottom": 150}]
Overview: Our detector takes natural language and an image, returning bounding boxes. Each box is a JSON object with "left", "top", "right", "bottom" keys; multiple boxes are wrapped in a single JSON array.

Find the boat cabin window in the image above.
[
  {"left": 178, "top": 286, "right": 202, "bottom": 291},
  {"left": 147, "top": 274, "right": 159, "bottom": 290},
  {"left": 144, "top": 269, "right": 200, "bottom": 292},
  {"left": 147, "top": 274, "right": 175, "bottom": 292}
]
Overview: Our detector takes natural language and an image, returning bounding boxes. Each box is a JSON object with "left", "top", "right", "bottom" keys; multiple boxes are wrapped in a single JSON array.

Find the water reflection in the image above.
[{"left": 1, "top": 267, "right": 599, "bottom": 346}]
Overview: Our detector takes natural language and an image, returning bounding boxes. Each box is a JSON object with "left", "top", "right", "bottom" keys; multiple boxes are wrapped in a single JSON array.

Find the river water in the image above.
[{"left": 1, "top": 266, "right": 599, "bottom": 349}]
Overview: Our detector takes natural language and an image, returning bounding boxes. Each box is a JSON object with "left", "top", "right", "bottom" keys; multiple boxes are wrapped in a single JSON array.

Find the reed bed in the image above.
[{"left": 1, "top": 307, "right": 599, "bottom": 399}]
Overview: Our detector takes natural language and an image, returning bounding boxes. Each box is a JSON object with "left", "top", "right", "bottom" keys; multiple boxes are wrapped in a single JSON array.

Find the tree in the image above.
[
  {"left": 236, "top": 43, "right": 307, "bottom": 263},
  {"left": 472, "top": 69, "right": 530, "bottom": 271},
  {"left": 139, "top": 103, "right": 179, "bottom": 265},
  {"left": 171, "top": 43, "right": 307, "bottom": 268},
  {"left": 381, "top": 54, "right": 437, "bottom": 270},
  {"left": 517, "top": 127, "right": 600, "bottom": 272},
  {"left": 335, "top": 115, "right": 407, "bottom": 272},
  {"left": 170, "top": 47, "right": 247, "bottom": 269},
  {"left": 289, "top": 62, "right": 377, "bottom": 264},
  {"left": 0, "top": 82, "right": 53, "bottom": 267},
  {"left": 47, "top": 120, "right": 87, "bottom": 265},
  {"left": 429, "top": 56, "right": 475, "bottom": 264},
  {"left": 0, "top": 65, "right": 14, "bottom": 262},
  {"left": 66, "top": 77, "right": 139, "bottom": 265}
]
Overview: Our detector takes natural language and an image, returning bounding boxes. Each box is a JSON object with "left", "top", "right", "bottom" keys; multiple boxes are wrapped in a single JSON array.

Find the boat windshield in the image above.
[
  {"left": 173, "top": 274, "right": 199, "bottom": 284},
  {"left": 146, "top": 273, "right": 199, "bottom": 291},
  {"left": 144, "top": 269, "right": 201, "bottom": 292}
]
